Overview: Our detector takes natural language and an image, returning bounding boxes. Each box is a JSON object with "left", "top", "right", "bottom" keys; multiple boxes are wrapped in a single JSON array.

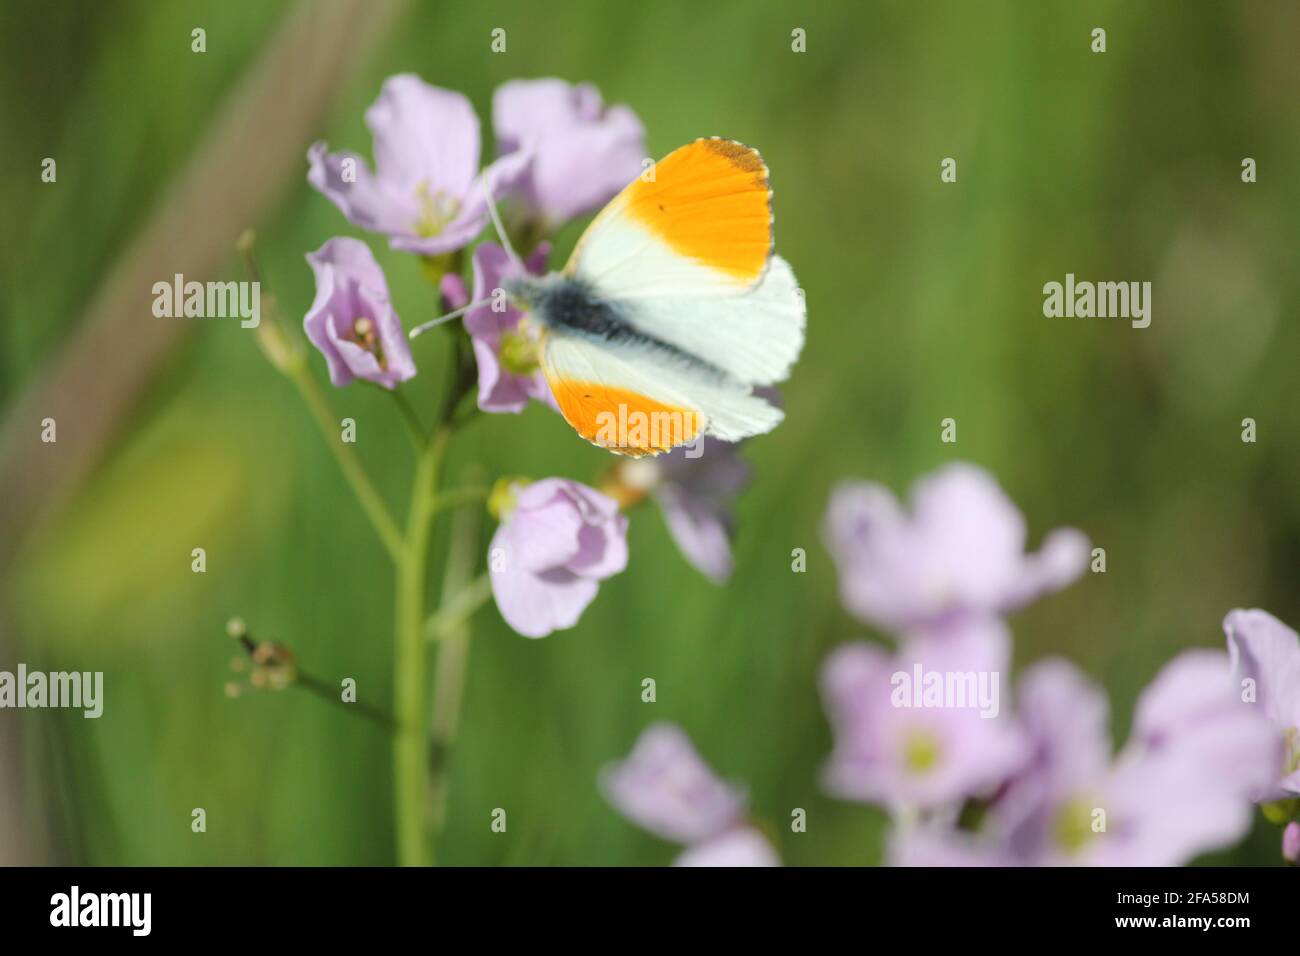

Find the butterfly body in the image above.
[
  {"left": 522, "top": 137, "right": 805, "bottom": 457},
  {"left": 508, "top": 273, "right": 734, "bottom": 383}
]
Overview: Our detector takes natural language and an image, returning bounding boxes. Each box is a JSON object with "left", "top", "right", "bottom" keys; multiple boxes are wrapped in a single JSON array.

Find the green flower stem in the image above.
[
  {"left": 285, "top": 359, "right": 404, "bottom": 563},
  {"left": 392, "top": 424, "right": 450, "bottom": 867},
  {"left": 427, "top": 494, "right": 483, "bottom": 852},
  {"left": 393, "top": 340, "right": 477, "bottom": 867}
]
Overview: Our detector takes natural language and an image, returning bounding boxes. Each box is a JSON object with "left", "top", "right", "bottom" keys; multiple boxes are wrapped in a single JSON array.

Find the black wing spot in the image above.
[{"left": 535, "top": 276, "right": 732, "bottom": 383}]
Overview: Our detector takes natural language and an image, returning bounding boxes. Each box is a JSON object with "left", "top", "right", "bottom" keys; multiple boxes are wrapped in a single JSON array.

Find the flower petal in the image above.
[
  {"left": 1224, "top": 608, "right": 1300, "bottom": 732},
  {"left": 1002, "top": 527, "right": 1091, "bottom": 611},
  {"left": 674, "top": 828, "right": 780, "bottom": 867},
  {"left": 493, "top": 78, "right": 646, "bottom": 223},
  {"left": 307, "top": 142, "right": 416, "bottom": 235},
  {"left": 1128, "top": 648, "right": 1282, "bottom": 802},
  {"left": 658, "top": 485, "right": 734, "bottom": 583},
  {"left": 824, "top": 464, "right": 1089, "bottom": 633},
  {"left": 365, "top": 74, "right": 480, "bottom": 197},
  {"left": 599, "top": 723, "right": 746, "bottom": 845},
  {"left": 502, "top": 498, "right": 585, "bottom": 572},
  {"left": 488, "top": 545, "right": 598, "bottom": 640},
  {"left": 911, "top": 463, "right": 1027, "bottom": 611}
]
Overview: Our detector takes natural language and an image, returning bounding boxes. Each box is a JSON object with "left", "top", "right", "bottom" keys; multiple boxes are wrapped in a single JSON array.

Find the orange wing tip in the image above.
[
  {"left": 551, "top": 379, "right": 702, "bottom": 457},
  {"left": 622, "top": 138, "right": 774, "bottom": 284},
  {"left": 698, "top": 136, "right": 768, "bottom": 179}
]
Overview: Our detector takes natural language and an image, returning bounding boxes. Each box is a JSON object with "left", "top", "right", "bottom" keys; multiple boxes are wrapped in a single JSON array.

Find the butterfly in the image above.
[{"left": 505, "top": 137, "right": 805, "bottom": 457}]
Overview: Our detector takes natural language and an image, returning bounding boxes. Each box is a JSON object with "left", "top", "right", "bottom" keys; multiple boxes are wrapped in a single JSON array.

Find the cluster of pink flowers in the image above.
[
  {"left": 601, "top": 462, "right": 1298, "bottom": 867},
  {"left": 819, "top": 462, "right": 1295, "bottom": 866},
  {"left": 303, "top": 75, "right": 755, "bottom": 639}
]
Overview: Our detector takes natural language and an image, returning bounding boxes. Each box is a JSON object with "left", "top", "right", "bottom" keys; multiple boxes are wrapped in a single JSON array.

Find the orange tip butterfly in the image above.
[{"left": 420, "top": 137, "right": 806, "bottom": 457}]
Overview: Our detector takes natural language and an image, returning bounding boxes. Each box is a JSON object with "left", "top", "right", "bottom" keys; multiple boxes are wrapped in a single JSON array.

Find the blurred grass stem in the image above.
[
  {"left": 426, "top": 490, "right": 482, "bottom": 852},
  {"left": 288, "top": 363, "right": 405, "bottom": 562}
]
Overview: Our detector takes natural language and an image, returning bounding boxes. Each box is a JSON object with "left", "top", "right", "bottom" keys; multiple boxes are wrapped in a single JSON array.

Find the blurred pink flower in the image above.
[
  {"left": 820, "top": 622, "right": 1027, "bottom": 808},
  {"left": 655, "top": 441, "right": 751, "bottom": 583},
  {"left": 303, "top": 237, "right": 414, "bottom": 389},
  {"left": 464, "top": 241, "right": 556, "bottom": 414},
  {"left": 896, "top": 651, "right": 1279, "bottom": 866},
  {"left": 488, "top": 478, "right": 627, "bottom": 638},
  {"left": 1129, "top": 645, "right": 1284, "bottom": 795},
  {"left": 600, "top": 723, "right": 779, "bottom": 867},
  {"left": 493, "top": 78, "right": 645, "bottom": 226},
  {"left": 604, "top": 440, "right": 750, "bottom": 584},
  {"left": 824, "top": 463, "right": 1089, "bottom": 635},
  {"left": 308, "top": 74, "right": 528, "bottom": 256},
  {"left": 1224, "top": 608, "right": 1300, "bottom": 797},
  {"left": 601, "top": 723, "right": 745, "bottom": 844}
]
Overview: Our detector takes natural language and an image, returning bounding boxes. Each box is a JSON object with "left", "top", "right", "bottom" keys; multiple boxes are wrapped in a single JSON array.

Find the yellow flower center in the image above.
[
  {"left": 1053, "top": 797, "right": 1100, "bottom": 855},
  {"left": 902, "top": 730, "right": 942, "bottom": 774},
  {"left": 414, "top": 181, "right": 460, "bottom": 238},
  {"left": 499, "top": 329, "right": 540, "bottom": 375},
  {"left": 350, "top": 316, "right": 386, "bottom": 369}
]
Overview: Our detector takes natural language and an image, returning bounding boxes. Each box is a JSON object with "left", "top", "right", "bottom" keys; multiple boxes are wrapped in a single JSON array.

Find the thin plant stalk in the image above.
[
  {"left": 392, "top": 336, "right": 478, "bottom": 866},
  {"left": 392, "top": 424, "right": 449, "bottom": 867},
  {"left": 427, "top": 492, "right": 483, "bottom": 853},
  {"left": 288, "top": 361, "right": 405, "bottom": 562}
]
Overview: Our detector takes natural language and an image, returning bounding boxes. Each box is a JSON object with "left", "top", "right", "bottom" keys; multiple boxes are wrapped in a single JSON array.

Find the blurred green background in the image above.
[{"left": 1, "top": 0, "right": 1297, "bottom": 865}]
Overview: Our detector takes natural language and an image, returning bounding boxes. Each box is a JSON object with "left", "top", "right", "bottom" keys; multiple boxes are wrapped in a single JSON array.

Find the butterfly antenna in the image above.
[
  {"left": 482, "top": 173, "right": 524, "bottom": 271},
  {"left": 408, "top": 296, "right": 495, "bottom": 339}
]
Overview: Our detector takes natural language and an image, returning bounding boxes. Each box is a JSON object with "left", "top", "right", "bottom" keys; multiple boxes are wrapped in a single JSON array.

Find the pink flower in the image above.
[
  {"left": 603, "top": 440, "right": 751, "bottom": 584},
  {"left": 1224, "top": 608, "right": 1300, "bottom": 797},
  {"left": 308, "top": 74, "right": 528, "bottom": 256},
  {"left": 895, "top": 651, "right": 1279, "bottom": 866},
  {"left": 303, "top": 237, "right": 414, "bottom": 389},
  {"left": 601, "top": 723, "right": 745, "bottom": 844},
  {"left": 600, "top": 723, "right": 779, "bottom": 866},
  {"left": 488, "top": 478, "right": 627, "bottom": 638},
  {"left": 654, "top": 442, "right": 751, "bottom": 584},
  {"left": 1012, "top": 652, "right": 1276, "bottom": 866},
  {"left": 464, "top": 242, "right": 556, "bottom": 413},
  {"left": 493, "top": 78, "right": 645, "bottom": 226},
  {"left": 824, "top": 463, "right": 1090, "bottom": 635},
  {"left": 820, "top": 622, "right": 1027, "bottom": 808}
]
